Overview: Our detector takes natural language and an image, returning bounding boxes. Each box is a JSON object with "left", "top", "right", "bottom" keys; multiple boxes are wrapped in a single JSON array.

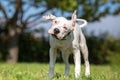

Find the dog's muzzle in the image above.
[{"left": 52, "top": 32, "right": 71, "bottom": 40}]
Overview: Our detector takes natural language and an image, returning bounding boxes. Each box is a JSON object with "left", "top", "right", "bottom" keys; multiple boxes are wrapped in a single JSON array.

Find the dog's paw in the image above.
[
  {"left": 85, "top": 72, "right": 90, "bottom": 77},
  {"left": 75, "top": 72, "right": 80, "bottom": 78},
  {"left": 47, "top": 73, "right": 54, "bottom": 78}
]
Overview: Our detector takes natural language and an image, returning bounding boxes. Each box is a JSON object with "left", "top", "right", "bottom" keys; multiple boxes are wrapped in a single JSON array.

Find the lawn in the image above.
[{"left": 0, "top": 63, "right": 120, "bottom": 80}]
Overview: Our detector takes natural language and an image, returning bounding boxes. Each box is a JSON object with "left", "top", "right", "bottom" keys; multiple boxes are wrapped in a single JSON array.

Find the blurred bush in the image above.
[
  {"left": 19, "top": 33, "right": 49, "bottom": 62},
  {"left": 86, "top": 33, "right": 120, "bottom": 64},
  {"left": 0, "top": 31, "right": 120, "bottom": 65}
]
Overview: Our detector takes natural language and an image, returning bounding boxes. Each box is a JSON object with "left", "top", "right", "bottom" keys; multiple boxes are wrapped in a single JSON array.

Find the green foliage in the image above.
[
  {"left": 0, "top": 31, "right": 120, "bottom": 65},
  {"left": 0, "top": 0, "right": 120, "bottom": 64},
  {"left": 86, "top": 33, "right": 120, "bottom": 64},
  {"left": 19, "top": 33, "right": 49, "bottom": 62},
  {"left": 0, "top": 63, "right": 120, "bottom": 80},
  {"left": 18, "top": 31, "right": 120, "bottom": 64},
  {"left": 45, "top": 0, "right": 77, "bottom": 11},
  {"left": 1, "top": 0, "right": 119, "bottom": 22}
]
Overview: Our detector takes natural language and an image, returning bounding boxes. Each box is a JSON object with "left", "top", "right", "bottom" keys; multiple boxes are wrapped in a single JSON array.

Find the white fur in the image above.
[
  {"left": 43, "top": 11, "right": 90, "bottom": 78},
  {"left": 76, "top": 19, "right": 87, "bottom": 28}
]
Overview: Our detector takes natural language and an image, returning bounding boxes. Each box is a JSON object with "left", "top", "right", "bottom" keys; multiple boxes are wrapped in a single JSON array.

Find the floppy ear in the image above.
[
  {"left": 43, "top": 14, "right": 56, "bottom": 20},
  {"left": 71, "top": 10, "right": 77, "bottom": 27}
]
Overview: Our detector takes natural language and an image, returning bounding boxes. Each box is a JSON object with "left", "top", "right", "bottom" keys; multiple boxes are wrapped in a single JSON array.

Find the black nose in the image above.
[{"left": 54, "top": 28, "right": 60, "bottom": 34}]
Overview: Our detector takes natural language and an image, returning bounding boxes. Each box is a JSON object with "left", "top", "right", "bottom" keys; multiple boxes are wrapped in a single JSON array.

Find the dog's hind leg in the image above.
[
  {"left": 62, "top": 51, "right": 70, "bottom": 77},
  {"left": 80, "top": 33, "right": 90, "bottom": 77},
  {"left": 73, "top": 48, "right": 81, "bottom": 78},
  {"left": 48, "top": 48, "right": 57, "bottom": 78}
]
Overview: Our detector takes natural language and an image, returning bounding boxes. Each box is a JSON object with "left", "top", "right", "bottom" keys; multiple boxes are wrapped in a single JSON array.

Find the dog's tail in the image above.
[{"left": 76, "top": 19, "right": 87, "bottom": 28}]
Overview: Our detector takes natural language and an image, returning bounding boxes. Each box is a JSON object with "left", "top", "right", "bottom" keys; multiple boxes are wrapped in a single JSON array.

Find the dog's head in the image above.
[{"left": 43, "top": 10, "right": 77, "bottom": 40}]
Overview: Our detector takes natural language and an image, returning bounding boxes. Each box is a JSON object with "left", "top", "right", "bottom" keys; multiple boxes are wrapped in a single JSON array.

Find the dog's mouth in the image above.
[
  {"left": 51, "top": 34, "right": 65, "bottom": 40},
  {"left": 51, "top": 32, "right": 71, "bottom": 40},
  {"left": 51, "top": 34, "right": 59, "bottom": 40}
]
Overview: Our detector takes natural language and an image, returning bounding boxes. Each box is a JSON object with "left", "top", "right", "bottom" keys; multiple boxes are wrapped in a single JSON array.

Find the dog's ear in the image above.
[
  {"left": 43, "top": 14, "right": 56, "bottom": 20},
  {"left": 71, "top": 10, "right": 77, "bottom": 27},
  {"left": 48, "top": 29, "right": 54, "bottom": 34}
]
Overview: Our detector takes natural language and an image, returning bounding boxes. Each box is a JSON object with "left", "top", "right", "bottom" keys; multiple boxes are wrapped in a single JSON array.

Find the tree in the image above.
[{"left": 0, "top": 0, "right": 120, "bottom": 63}]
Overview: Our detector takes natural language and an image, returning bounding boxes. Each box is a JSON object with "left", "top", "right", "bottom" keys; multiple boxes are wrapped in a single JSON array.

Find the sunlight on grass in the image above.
[{"left": 0, "top": 63, "right": 120, "bottom": 80}]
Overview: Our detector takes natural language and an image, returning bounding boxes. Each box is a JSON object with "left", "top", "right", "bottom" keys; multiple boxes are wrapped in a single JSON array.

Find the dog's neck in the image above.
[{"left": 61, "top": 32, "right": 71, "bottom": 40}]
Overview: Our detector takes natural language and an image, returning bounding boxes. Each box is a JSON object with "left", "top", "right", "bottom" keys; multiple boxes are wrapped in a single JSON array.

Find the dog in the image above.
[{"left": 43, "top": 10, "right": 90, "bottom": 78}]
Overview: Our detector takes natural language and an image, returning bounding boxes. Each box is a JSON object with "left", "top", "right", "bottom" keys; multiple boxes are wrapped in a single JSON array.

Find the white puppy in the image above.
[{"left": 43, "top": 10, "right": 90, "bottom": 78}]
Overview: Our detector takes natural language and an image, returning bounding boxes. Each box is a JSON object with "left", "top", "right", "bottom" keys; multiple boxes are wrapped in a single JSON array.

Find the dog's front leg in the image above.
[
  {"left": 48, "top": 48, "right": 57, "bottom": 78},
  {"left": 73, "top": 48, "right": 81, "bottom": 78},
  {"left": 62, "top": 50, "right": 70, "bottom": 77}
]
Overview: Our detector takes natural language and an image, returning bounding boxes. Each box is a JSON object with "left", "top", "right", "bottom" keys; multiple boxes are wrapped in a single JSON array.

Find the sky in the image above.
[
  {"left": 0, "top": 0, "right": 120, "bottom": 38},
  {"left": 86, "top": 14, "right": 120, "bottom": 38},
  {"left": 31, "top": 14, "right": 120, "bottom": 38}
]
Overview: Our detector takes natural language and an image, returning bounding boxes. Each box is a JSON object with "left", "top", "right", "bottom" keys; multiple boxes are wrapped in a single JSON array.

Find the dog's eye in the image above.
[
  {"left": 53, "top": 20, "right": 57, "bottom": 24},
  {"left": 55, "top": 21, "right": 57, "bottom": 23},
  {"left": 63, "top": 26, "right": 67, "bottom": 30}
]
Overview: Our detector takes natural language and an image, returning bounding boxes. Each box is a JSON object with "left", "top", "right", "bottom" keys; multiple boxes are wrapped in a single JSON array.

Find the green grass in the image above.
[{"left": 0, "top": 63, "right": 120, "bottom": 80}]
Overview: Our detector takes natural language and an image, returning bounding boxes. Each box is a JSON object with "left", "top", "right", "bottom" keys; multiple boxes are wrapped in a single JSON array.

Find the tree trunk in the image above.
[{"left": 6, "top": 25, "right": 20, "bottom": 63}]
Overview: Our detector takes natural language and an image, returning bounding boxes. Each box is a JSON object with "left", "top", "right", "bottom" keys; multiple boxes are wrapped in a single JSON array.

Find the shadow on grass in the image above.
[
  {"left": 81, "top": 76, "right": 92, "bottom": 80},
  {"left": 53, "top": 72, "right": 92, "bottom": 80}
]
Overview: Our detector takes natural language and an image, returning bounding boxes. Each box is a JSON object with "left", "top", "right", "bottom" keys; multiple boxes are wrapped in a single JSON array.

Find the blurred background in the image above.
[{"left": 0, "top": 0, "right": 120, "bottom": 65}]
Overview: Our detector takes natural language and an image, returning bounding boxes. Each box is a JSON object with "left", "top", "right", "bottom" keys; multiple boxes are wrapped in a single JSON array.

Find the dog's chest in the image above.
[
  {"left": 56, "top": 38, "right": 72, "bottom": 48},
  {"left": 50, "top": 36, "right": 73, "bottom": 50},
  {"left": 59, "top": 41, "right": 72, "bottom": 48}
]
